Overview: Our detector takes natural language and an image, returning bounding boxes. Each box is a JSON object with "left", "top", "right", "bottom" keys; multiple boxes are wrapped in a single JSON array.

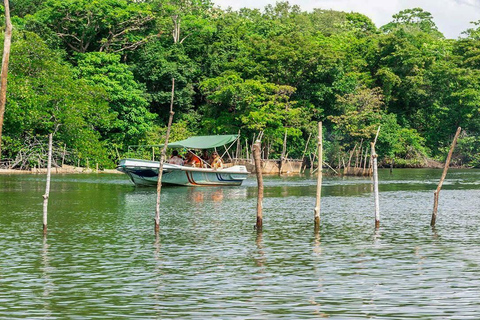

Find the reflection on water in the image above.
[{"left": 1, "top": 169, "right": 480, "bottom": 318}]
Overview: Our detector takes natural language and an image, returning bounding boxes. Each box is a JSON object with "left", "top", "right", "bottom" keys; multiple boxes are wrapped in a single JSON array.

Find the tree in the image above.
[
  {"left": 0, "top": 0, "right": 12, "bottom": 159},
  {"left": 75, "top": 52, "right": 156, "bottom": 147},
  {"left": 28, "top": 0, "right": 156, "bottom": 55},
  {"left": 381, "top": 8, "right": 443, "bottom": 37},
  {"left": 200, "top": 73, "right": 312, "bottom": 157},
  {"left": 10, "top": 0, "right": 46, "bottom": 17},
  {"left": 4, "top": 32, "right": 115, "bottom": 166}
]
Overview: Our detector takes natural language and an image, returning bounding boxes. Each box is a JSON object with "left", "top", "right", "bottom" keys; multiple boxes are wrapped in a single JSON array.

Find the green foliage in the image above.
[
  {"left": 131, "top": 41, "right": 199, "bottom": 118},
  {"left": 10, "top": 0, "right": 47, "bottom": 17},
  {"left": 200, "top": 73, "right": 312, "bottom": 158},
  {"left": 328, "top": 86, "right": 384, "bottom": 144},
  {"left": 455, "top": 134, "right": 480, "bottom": 167},
  {"left": 27, "top": 0, "right": 156, "bottom": 54},
  {"left": 381, "top": 8, "right": 443, "bottom": 38},
  {"left": 4, "top": 32, "right": 114, "bottom": 167},
  {"left": 75, "top": 52, "right": 157, "bottom": 147}
]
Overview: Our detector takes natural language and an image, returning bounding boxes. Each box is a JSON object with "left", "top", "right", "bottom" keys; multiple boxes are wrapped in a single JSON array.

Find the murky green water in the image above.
[{"left": 1, "top": 169, "right": 480, "bottom": 319}]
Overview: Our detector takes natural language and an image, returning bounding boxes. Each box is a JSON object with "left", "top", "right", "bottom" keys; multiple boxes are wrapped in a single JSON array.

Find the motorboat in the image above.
[{"left": 117, "top": 135, "right": 249, "bottom": 187}]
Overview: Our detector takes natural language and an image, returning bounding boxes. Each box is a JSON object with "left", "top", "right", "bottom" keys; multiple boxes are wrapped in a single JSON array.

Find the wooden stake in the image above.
[
  {"left": 363, "top": 148, "right": 368, "bottom": 175},
  {"left": 371, "top": 142, "right": 380, "bottom": 229},
  {"left": 236, "top": 131, "right": 241, "bottom": 160},
  {"left": 314, "top": 122, "right": 322, "bottom": 232},
  {"left": 0, "top": 0, "right": 12, "bottom": 159},
  {"left": 62, "top": 143, "right": 66, "bottom": 167},
  {"left": 280, "top": 129, "right": 287, "bottom": 174},
  {"left": 253, "top": 141, "right": 263, "bottom": 231},
  {"left": 43, "top": 133, "right": 53, "bottom": 235},
  {"left": 155, "top": 78, "right": 175, "bottom": 234},
  {"left": 431, "top": 127, "right": 461, "bottom": 227}
]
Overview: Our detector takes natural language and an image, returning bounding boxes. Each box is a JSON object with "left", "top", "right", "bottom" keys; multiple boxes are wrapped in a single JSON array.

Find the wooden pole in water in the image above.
[
  {"left": 314, "top": 122, "right": 322, "bottom": 232},
  {"left": 371, "top": 142, "right": 380, "bottom": 229},
  {"left": 253, "top": 141, "right": 263, "bottom": 231},
  {"left": 372, "top": 126, "right": 381, "bottom": 228},
  {"left": 155, "top": 78, "right": 175, "bottom": 234},
  {"left": 431, "top": 127, "right": 461, "bottom": 227},
  {"left": 43, "top": 133, "right": 53, "bottom": 235}
]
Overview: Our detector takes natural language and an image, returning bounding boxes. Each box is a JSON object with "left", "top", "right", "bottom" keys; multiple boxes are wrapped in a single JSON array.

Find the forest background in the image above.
[{"left": 1, "top": 0, "right": 480, "bottom": 169}]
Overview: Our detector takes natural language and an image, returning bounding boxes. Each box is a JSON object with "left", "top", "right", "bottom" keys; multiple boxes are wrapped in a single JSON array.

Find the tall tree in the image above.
[
  {"left": 28, "top": 0, "right": 156, "bottom": 55},
  {"left": 0, "top": 0, "right": 12, "bottom": 159}
]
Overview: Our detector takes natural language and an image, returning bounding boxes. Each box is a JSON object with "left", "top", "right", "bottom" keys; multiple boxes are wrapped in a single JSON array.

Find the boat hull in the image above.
[{"left": 117, "top": 159, "right": 249, "bottom": 187}]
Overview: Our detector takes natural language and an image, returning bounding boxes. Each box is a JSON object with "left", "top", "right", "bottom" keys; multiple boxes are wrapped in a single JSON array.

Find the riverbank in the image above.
[{"left": 0, "top": 165, "right": 120, "bottom": 175}]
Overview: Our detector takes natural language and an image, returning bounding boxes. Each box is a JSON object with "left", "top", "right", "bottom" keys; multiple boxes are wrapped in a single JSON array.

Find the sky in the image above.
[{"left": 213, "top": 0, "right": 480, "bottom": 39}]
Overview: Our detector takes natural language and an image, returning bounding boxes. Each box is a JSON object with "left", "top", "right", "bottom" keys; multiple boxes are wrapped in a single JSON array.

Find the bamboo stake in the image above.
[
  {"left": 356, "top": 139, "right": 363, "bottom": 169},
  {"left": 301, "top": 132, "right": 312, "bottom": 174},
  {"left": 431, "top": 127, "right": 461, "bottom": 227},
  {"left": 363, "top": 148, "right": 368, "bottom": 175},
  {"left": 155, "top": 78, "right": 175, "bottom": 234},
  {"left": 371, "top": 126, "right": 381, "bottom": 229},
  {"left": 253, "top": 141, "right": 263, "bottom": 231},
  {"left": 345, "top": 143, "right": 357, "bottom": 175},
  {"left": 236, "top": 131, "right": 241, "bottom": 160},
  {"left": 0, "top": 0, "right": 12, "bottom": 159},
  {"left": 314, "top": 122, "right": 322, "bottom": 232},
  {"left": 43, "top": 133, "right": 53, "bottom": 235},
  {"left": 302, "top": 132, "right": 312, "bottom": 161},
  {"left": 371, "top": 142, "right": 379, "bottom": 229},
  {"left": 280, "top": 129, "right": 288, "bottom": 173},
  {"left": 62, "top": 143, "right": 66, "bottom": 167}
]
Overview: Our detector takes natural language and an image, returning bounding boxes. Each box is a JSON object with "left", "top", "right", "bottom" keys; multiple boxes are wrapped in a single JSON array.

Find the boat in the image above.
[{"left": 117, "top": 135, "right": 249, "bottom": 187}]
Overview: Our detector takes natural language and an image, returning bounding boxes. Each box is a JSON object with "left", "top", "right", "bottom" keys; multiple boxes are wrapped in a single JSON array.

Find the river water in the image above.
[{"left": 0, "top": 169, "right": 479, "bottom": 319}]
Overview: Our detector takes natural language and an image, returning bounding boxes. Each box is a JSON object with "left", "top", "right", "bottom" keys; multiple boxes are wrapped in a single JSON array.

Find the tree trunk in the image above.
[{"left": 0, "top": 0, "right": 13, "bottom": 159}]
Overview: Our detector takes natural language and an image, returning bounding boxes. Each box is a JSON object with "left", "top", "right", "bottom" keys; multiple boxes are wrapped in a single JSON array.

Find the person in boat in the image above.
[
  {"left": 200, "top": 150, "right": 211, "bottom": 168},
  {"left": 201, "top": 150, "right": 210, "bottom": 162},
  {"left": 168, "top": 150, "right": 184, "bottom": 165},
  {"left": 185, "top": 150, "right": 202, "bottom": 167},
  {"left": 211, "top": 151, "right": 223, "bottom": 169}
]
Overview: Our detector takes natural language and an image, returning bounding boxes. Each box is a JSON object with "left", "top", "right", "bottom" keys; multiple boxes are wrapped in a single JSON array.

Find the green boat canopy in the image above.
[{"left": 168, "top": 135, "right": 238, "bottom": 149}]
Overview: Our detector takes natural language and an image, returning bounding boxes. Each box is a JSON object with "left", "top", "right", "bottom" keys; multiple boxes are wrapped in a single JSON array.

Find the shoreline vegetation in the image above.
[
  {"left": 0, "top": 165, "right": 120, "bottom": 175},
  {"left": 0, "top": 159, "right": 467, "bottom": 176}
]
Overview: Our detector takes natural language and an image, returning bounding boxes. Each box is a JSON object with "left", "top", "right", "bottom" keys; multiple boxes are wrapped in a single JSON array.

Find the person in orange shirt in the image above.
[{"left": 185, "top": 150, "right": 202, "bottom": 167}]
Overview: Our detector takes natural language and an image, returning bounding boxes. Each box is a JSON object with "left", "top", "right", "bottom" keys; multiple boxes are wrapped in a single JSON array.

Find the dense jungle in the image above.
[{"left": 1, "top": 0, "right": 480, "bottom": 169}]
